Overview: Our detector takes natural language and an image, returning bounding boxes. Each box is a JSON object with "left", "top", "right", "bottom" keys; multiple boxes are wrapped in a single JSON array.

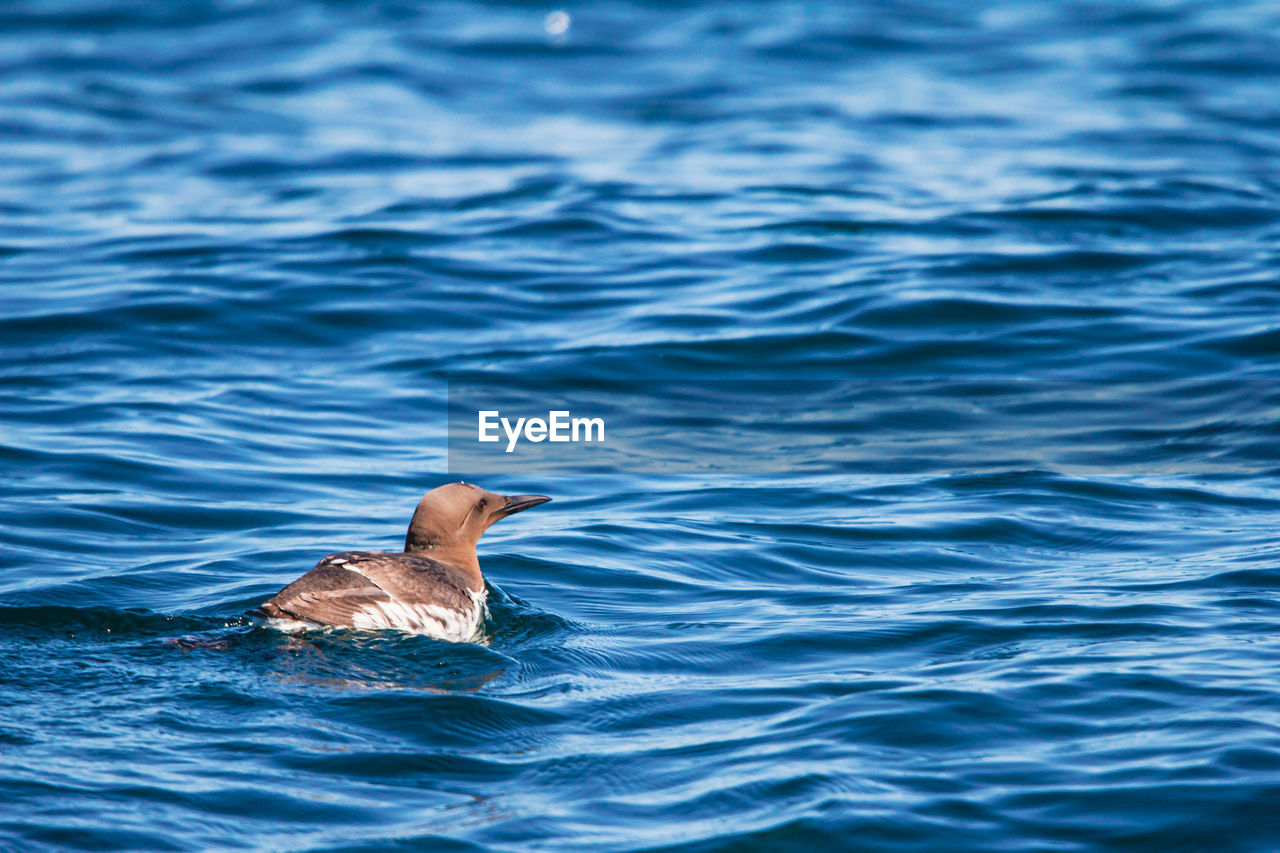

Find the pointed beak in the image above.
[{"left": 492, "top": 494, "right": 551, "bottom": 519}]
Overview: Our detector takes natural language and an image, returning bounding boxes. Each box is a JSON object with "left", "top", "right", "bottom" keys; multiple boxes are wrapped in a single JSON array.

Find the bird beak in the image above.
[{"left": 493, "top": 494, "right": 552, "bottom": 518}]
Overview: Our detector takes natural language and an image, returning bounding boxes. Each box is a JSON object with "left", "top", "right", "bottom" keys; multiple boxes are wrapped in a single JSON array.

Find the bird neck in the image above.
[{"left": 405, "top": 541, "right": 484, "bottom": 592}]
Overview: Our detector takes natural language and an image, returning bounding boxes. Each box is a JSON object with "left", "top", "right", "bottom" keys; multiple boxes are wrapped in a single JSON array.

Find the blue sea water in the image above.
[{"left": 4, "top": 0, "right": 1280, "bottom": 850}]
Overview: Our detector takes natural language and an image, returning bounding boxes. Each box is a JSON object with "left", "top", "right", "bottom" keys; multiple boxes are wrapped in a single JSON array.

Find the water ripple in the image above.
[{"left": 4, "top": 0, "right": 1280, "bottom": 850}]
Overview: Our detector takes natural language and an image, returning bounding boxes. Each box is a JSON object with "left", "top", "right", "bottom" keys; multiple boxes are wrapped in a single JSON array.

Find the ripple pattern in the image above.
[{"left": 4, "top": 1, "right": 1280, "bottom": 851}]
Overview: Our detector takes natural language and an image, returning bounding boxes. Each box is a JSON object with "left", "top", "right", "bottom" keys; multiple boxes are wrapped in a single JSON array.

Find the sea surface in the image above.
[{"left": 4, "top": 1, "right": 1280, "bottom": 850}]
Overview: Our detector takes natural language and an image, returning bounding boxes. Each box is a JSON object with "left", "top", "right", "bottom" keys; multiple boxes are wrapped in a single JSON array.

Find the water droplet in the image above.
[{"left": 544, "top": 10, "right": 571, "bottom": 37}]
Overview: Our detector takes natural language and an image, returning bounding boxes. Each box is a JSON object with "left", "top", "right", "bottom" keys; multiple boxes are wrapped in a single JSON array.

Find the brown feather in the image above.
[{"left": 259, "top": 551, "right": 473, "bottom": 628}]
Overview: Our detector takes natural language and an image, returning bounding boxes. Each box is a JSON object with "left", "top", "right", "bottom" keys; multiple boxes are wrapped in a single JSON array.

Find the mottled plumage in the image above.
[
  {"left": 252, "top": 483, "right": 550, "bottom": 642},
  {"left": 257, "top": 551, "right": 484, "bottom": 640}
]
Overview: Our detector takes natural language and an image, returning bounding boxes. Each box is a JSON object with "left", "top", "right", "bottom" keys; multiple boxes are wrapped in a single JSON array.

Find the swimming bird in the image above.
[{"left": 252, "top": 483, "right": 550, "bottom": 642}]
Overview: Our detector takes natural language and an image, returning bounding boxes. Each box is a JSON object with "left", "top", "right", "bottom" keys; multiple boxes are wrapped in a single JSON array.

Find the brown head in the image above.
[{"left": 403, "top": 482, "right": 551, "bottom": 587}]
